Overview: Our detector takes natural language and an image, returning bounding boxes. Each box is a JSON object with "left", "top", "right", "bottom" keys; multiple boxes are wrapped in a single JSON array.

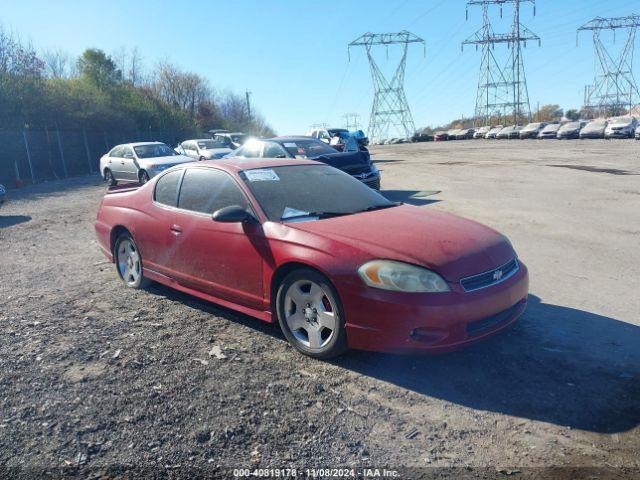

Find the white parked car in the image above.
[
  {"left": 176, "top": 139, "right": 232, "bottom": 160},
  {"left": 473, "top": 126, "right": 491, "bottom": 139},
  {"left": 99, "top": 142, "right": 193, "bottom": 186},
  {"left": 485, "top": 125, "right": 504, "bottom": 139},
  {"left": 580, "top": 120, "right": 607, "bottom": 139},
  {"left": 605, "top": 117, "right": 637, "bottom": 139}
]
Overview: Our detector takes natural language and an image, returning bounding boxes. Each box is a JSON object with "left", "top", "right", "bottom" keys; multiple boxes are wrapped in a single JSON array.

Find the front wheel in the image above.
[
  {"left": 139, "top": 170, "right": 150, "bottom": 184},
  {"left": 114, "top": 233, "right": 150, "bottom": 289},
  {"left": 104, "top": 169, "right": 117, "bottom": 187},
  {"left": 276, "top": 269, "right": 348, "bottom": 359}
]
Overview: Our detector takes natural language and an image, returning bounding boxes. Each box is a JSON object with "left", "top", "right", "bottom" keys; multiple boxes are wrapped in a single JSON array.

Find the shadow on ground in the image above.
[
  {"left": 145, "top": 282, "right": 640, "bottom": 434},
  {"left": 0, "top": 215, "right": 32, "bottom": 228},
  {"left": 381, "top": 189, "right": 441, "bottom": 206},
  {"left": 334, "top": 295, "right": 640, "bottom": 434}
]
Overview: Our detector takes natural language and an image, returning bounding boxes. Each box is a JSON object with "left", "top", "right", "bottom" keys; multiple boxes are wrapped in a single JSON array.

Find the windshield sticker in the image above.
[
  {"left": 245, "top": 169, "right": 280, "bottom": 182},
  {"left": 282, "top": 207, "right": 310, "bottom": 219},
  {"left": 283, "top": 142, "right": 297, "bottom": 148},
  {"left": 294, "top": 155, "right": 308, "bottom": 159}
]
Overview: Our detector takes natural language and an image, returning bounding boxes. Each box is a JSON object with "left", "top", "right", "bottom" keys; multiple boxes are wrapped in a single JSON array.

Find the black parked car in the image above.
[
  {"left": 411, "top": 132, "right": 433, "bottom": 142},
  {"left": 225, "top": 137, "right": 381, "bottom": 190}
]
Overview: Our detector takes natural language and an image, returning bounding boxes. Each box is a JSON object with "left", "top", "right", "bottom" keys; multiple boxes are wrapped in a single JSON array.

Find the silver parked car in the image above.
[
  {"left": 557, "top": 121, "right": 587, "bottom": 140},
  {"left": 519, "top": 122, "right": 547, "bottom": 139},
  {"left": 605, "top": 117, "right": 637, "bottom": 139},
  {"left": 485, "top": 125, "right": 504, "bottom": 139},
  {"left": 176, "top": 139, "right": 233, "bottom": 160},
  {"left": 473, "top": 126, "right": 491, "bottom": 139},
  {"left": 580, "top": 120, "right": 607, "bottom": 139},
  {"left": 537, "top": 123, "right": 561, "bottom": 139},
  {"left": 99, "top": 142, "right": 194, "bottom": 186},
  {"left": 496, "top": 125, "right": 522, "bottom": 139}
]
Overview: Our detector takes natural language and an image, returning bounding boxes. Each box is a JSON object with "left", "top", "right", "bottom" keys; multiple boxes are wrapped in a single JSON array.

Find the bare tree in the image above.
[
  {"left": 151, "top": 61, "right": 211, "bottom": 118},
  {"left": 42, "top": 49, "right": 72, "bottom": 78},
  {"left": 129, "top": 47, "right": 143, "bottom": 86}
]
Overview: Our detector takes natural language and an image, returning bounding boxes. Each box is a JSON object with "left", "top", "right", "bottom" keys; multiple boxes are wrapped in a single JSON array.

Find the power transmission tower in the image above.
[
  {"left": 463, "top": 0, "right": 540, "bottom": 126},
  {"left": 343, "top": 113, "right": 361, "bottom": 130},
  {"left": 578, "top": 15, "right": 640, "bottom": 118},
  {"left": 348, "top": 31, "right": 425, "bottom": 142}
]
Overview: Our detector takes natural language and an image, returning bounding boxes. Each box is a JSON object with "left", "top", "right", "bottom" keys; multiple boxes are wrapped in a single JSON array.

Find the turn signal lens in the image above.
[{"left": 358, "top": 260, "right": 450, "bottom": 293}]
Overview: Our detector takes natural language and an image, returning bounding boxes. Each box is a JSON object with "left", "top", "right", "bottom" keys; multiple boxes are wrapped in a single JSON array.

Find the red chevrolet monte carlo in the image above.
[{"left": 95, "top": 159, "right": 529, "bottom": 359}]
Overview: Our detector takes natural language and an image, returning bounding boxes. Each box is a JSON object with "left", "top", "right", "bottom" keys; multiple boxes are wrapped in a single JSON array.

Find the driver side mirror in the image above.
[{"left": 212, "top": 205, "right": 254, "bottom": 223}]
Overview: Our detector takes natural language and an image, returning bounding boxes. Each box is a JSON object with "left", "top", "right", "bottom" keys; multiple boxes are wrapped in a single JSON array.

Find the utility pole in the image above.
[
  {"left": 578, "top": 15, "right": 640, "bottom": 118},
  {"left": 463, "top": 0, "right": 540, "bottom": 126},
  {"left": 348, "top": 31, "right": 425, "bottom": 142},
  {"left": 245, "top": 90, "right": 252, "bottom": 118},
  {"left": 343, "top": 113, "right": 361, "bottom": 130}
]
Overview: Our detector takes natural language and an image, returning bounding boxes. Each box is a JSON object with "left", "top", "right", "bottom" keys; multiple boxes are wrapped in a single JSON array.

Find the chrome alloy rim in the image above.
[
  {"left": 117, "top": 239, "right": 141, "bottom": 286},
  {"left": 284, "top": 280, "right": 336, "bottom": 350}
]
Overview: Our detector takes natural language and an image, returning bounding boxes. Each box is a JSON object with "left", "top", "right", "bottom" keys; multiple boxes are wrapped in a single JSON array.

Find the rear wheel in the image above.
[
  {"left": 276, "top": 268, "right": 347, "bottom": 359},
  {"left": 114, "top": 233, "right": 150, "bottom": 289},
  {"left": 104, "top": 169, "right": 117, "bottom": 187}
]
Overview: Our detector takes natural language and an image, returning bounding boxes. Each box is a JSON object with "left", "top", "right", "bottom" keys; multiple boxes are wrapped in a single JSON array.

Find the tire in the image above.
[
  {"left": 276, "top": 268, "right": 348, "bottom": 359},
  {"left": 114, "top": 233, "right": 150, "bottom": 289},
  {"left": 199, "top": 156, "right": 205, "bottom": 161},
  {"left": 139, "top": 170, "right": 150, "bottom": 184},
  {"left": 104, "top": 169, "right": 117, "bottom": 187}
]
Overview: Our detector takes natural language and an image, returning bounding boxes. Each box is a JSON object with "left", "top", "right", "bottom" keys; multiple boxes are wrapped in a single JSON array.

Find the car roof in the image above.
[{"left": 117, "top": 141, "right": 165, "bottom": 148}]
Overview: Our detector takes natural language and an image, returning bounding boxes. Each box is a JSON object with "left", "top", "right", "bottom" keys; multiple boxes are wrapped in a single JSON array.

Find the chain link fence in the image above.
[{"left": 0, "top": 128, "right": 186, "bottom": 188}]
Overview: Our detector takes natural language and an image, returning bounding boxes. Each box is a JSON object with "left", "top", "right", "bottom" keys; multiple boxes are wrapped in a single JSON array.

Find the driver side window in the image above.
[{"left": 178, "top": 168, "right": 249, "bottom": 214}]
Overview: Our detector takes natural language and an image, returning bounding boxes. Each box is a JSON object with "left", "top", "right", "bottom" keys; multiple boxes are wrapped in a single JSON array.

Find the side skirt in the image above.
[{"left": 143, "top": 268, "right": 274, "bottom": 323}]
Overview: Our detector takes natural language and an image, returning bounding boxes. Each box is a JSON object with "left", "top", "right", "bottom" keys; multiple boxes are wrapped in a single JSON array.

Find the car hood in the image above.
[
  {"left": 311, "top": 151, "right": 369, "bottom": 169},
  {"left": 288, "top": 205, "right": 515, "bottom": 281},
  {"left": 138, "top": 155, "right": 193, "bottom": 166}
]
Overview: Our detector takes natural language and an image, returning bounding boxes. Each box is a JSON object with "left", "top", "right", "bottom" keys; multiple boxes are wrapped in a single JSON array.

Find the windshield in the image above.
[
  {"left": 543, "top": 124, "right": 560, "bottom": 132},
  {"left": 611, "top": 117, "right": 632, "bottom": 126},
  {"left": 133, "top": 143, "right": 178, "bottom": 158},
  {"left": 240, "top": 165, "right": 394, "bottom": 222},
  {"left": 584, "top": 121, "right": 605, "bottom": 130},
  {"left": 197, "top": 140, "right": 227, "bottom": 149},
  {"left": 523, "top": 123, "right": 541, "bottom": 131},
  {"left": 277, "top": 139, "right": 337, "bottom": 158},
  {"left": 560, "top": 122, "right": 581, "bottom": 130}
]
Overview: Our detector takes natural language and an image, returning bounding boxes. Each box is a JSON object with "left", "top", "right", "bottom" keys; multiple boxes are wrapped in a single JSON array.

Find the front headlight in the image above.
[
  {"left": 358, "top": 260, "right": 450, "bottom": 293},
  {"left": 370, "top": 163, "right": 379, "bottom": 174}
]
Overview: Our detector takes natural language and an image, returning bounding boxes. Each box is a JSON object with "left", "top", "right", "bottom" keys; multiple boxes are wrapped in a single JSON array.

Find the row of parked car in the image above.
[
  {"left": 435, "top": 116, "right": 639, "bottom": 141},
  {"left": 98, "top": 129, "right": 381, "bottom": 191}
]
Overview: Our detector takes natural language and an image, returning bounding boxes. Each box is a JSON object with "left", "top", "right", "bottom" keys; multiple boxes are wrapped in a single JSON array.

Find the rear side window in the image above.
[
  {"left": 109, "top": 146, "right": 123, "bottom": 157},
  {"left": 154, "top": 170, "right": 183, "bottom": 207},
  {"left": 178, "top": 168, "right": 248, "bottom": 214}
]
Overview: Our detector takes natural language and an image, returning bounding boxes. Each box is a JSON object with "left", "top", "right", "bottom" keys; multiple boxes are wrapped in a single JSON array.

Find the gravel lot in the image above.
[{"left": 1, "top": 139, "right": 639, "bottom": 478}]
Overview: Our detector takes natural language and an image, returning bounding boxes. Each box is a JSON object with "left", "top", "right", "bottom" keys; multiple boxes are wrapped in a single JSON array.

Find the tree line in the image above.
[{"left": 0, "top": 25, "right": 274, "bottom": 137}]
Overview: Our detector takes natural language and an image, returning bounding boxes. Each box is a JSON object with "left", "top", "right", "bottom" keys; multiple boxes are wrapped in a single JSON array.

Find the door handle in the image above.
[
  {"left": 120, "top": 161, "right": 125, "bottom": 165},
  {"left": 170, "top": 224, "right": 183, "bottom": 235}
]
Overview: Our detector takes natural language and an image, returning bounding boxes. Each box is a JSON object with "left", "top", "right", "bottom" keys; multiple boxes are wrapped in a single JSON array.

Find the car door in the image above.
[
  {"left": 120, "top": 146, "right": 139, "bottom": 181},
  {"left": 137, "top": 168, "right": 185, "bottom": 276},
  {"left": 107, "top": 146, "right": 126, "bottom": 180},
  {"left": 168, "top": 167, "right": 265, "bottom": 309}
]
